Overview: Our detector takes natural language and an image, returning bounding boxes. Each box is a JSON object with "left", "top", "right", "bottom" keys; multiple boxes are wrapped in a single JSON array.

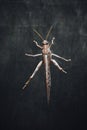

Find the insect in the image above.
[{"left": 22, "top": 26, "right": 71, "bottom": 104}]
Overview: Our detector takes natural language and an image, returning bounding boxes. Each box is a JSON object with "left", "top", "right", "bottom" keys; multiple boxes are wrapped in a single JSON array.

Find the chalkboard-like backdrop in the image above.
[{"left": 0, "top": 0, "right": 87, "bottom": 129}]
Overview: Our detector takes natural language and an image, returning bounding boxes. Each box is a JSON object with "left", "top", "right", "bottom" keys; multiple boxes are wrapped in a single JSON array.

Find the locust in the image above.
[{"left": 22, "top": 26, "right": 71, "bottom": 104}]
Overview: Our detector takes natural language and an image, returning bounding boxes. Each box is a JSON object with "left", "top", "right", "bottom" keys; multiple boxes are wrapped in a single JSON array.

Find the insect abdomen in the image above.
[{"left": 43, "top": 54, "right": 51, "bottom": 104}]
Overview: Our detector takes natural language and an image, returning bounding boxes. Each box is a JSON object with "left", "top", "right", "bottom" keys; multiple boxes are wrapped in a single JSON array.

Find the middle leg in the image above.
[
  {"left": 52, "top": 53, "right": 71, "bottom": 62},
  {"left": 25, "top": 53, "right": 42, "bottom": 57}
]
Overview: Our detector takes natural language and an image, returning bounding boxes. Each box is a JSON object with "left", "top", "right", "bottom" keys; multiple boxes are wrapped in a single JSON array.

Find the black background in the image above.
[{"left": 0, "top": 0, "right": 87, "bottom": 130}]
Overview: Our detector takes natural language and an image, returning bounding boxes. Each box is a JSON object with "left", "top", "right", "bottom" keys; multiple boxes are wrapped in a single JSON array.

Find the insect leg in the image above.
[
  {"left": 51, "top": 59, "right": 67, "bottom": 73},
  {"left": 22, "top": 60, "right": 43, "bottom": 89},
  {"left": 52, "top": 37, "right": 55, "bottom": 44},
  {"left": 33, "top": 40, "right": 42, "bottom": 49},
  {"left": 50, "top": 37, "right": 55, "bottom": 48},
  {"left": 25, "top": 53, "right": 42, "bottom": 57},
  {"left": 52, "top": 53, "right": 71, "bottom": 62}
]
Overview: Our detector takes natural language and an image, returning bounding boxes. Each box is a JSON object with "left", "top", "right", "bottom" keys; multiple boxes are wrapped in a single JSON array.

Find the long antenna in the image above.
[
  {"left": 33, "top": 29, "right": 44, "bottom": 40},
  {"left": 46, "top": 26, "right": 53, "bottom": 40}
]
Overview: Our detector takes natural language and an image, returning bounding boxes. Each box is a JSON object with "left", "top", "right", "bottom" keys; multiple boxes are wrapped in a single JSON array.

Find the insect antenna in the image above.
[
  {"left": 46, "top": 25, "right": 53, "bottom": 40},
  {"left": 33, "top": 29, "right": 44, "bottom": 40}
]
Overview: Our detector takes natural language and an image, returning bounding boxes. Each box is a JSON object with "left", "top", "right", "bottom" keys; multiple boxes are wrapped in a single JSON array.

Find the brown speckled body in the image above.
[
  {"left": 23, "top": 29, "right": 71, "bottom": 105},
  {"left": 42, "top": 44, "right": 51, "bottom": 103}
]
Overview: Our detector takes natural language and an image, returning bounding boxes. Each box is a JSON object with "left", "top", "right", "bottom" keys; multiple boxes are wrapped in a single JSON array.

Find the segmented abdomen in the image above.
[{"left": 43, "top": 54, "right": 51, "bottom": 104}]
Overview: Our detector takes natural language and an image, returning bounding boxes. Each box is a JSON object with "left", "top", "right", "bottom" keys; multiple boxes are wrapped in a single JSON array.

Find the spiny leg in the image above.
[
  {"left": 52, "top": 53, "right": 71, "bottom": 62},
  {"left": 51, "top": 59, "right": 67, "bottom": 73},
  {"left": 22, "top": 60, "right": 43, "bottom": 89},
  {"left": 25, "top": 53, "right": 42, "bottom": 57},
  {"left": 33, "top": 40, "right": 42, "bottom": 49}
]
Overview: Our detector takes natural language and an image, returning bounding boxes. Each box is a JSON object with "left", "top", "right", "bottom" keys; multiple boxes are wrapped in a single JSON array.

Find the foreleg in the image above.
[
  {"left": 22, "top": 60, "right": 43, "bottom": 89},
  {"left": 52, "top": 53, "right": 71, "bottom": 62},
  {"left": 50, "top": 37, "right": 55, "bottom": 48},
  {"left": 51, "top": 59, "right": 67, "bottom": 73},
  {"left": 33, "top": 40, "right": 42, "bottom": 49}
]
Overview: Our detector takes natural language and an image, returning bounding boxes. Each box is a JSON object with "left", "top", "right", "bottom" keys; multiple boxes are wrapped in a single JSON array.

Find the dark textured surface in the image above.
[{"left": 0, "top": 0, "right": 87, "bottom": 129}]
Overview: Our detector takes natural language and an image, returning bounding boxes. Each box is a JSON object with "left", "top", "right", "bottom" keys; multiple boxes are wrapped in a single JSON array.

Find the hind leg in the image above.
[
  {"left": 51, "top": 59, "right": 67, "bottom": 73},
  {"left": 22, "top": 60, "right": 43, "bottom": 89}
]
